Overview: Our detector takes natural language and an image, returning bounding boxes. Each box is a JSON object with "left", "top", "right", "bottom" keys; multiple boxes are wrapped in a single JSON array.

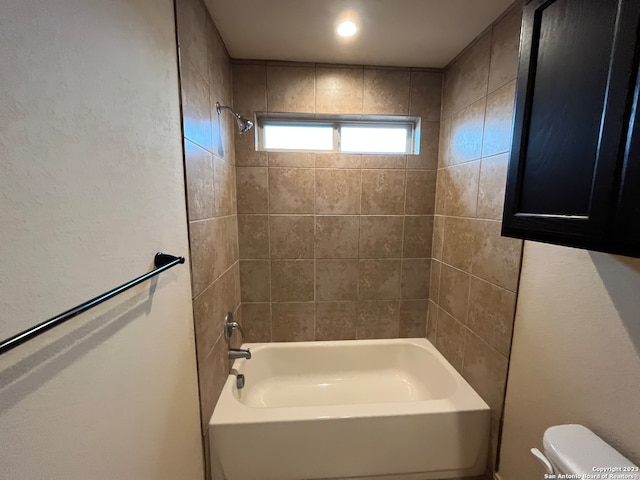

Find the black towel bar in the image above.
[{"left": 0, "top": 252, "right": 185, "bottom": 355}]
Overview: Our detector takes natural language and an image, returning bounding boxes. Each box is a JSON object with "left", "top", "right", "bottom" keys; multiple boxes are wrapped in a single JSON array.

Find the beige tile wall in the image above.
[
  {"left": 176, "top": 0, "right": 240, "bottom": 475},
  {"left": 429, "top": 4, "right": 523, "bottom": 476},
  {"left": 178, "top": 3, "right": 521, "bottom": 478},
  {"left": 232, "top": 62, "right": 442, "bottom": 343}
]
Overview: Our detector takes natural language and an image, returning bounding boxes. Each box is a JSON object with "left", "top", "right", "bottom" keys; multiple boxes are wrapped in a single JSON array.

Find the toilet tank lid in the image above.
[{"left": 543, "top": 424, "right": 637, "bottom": 475}]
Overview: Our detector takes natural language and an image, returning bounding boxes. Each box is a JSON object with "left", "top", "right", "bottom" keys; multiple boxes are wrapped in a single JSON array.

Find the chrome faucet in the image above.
[
  {"left": 228, "top": 348, "right": 252, "bottom": 360},
  {"left": 224, "top": 312, "right": 251, "bottom": 361}
]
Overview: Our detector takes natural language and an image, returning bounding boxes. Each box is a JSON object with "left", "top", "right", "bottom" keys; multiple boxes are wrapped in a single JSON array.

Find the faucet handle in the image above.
[{"left": 224, "top": 312, "right": 244, "bottom": 343}]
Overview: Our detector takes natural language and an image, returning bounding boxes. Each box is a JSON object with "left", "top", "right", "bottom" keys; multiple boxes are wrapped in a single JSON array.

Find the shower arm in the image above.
[
  {"left": 215, "top": 101, "right": 254, "bottom": 134},
  {"left": 216, "top": 102, "right": 239, "bottom": 118}
]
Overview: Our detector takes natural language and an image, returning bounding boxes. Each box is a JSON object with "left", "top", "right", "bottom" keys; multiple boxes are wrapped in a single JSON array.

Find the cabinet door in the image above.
[
  {"left": 614, "top": 66, "right": 640, "bottom": 255},
  {"left": 502, "top": 0, "right": 640, "bottom": 251}
]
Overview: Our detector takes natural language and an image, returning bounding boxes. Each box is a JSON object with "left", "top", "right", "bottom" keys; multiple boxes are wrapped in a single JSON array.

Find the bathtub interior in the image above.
[{"left": 233, "top": 340, "right": 459, "bottom": 408}]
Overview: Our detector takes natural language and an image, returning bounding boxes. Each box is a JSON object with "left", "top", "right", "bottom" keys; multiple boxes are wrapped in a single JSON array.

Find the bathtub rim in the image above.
[{"left": 210, "top": 338, "right": 490, "bottom": 426}]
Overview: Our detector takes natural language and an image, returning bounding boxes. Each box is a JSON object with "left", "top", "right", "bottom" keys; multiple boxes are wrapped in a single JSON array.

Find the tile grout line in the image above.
[
  {"left": 313, "top": 154, "right": 319, "bottom": 341},
  {"left": 313, "top": 65, "right": 317, "bottom": 115},
  {"left": 361, "top": 68, "right": 366, "bottom": 115},
  {"left": 399, "top": 164, "right": 409, "bottom": 335},
  {"left": 406, "top": 71, "right": 412, "bottom": 116},
  {"left": 266, "top": 129, "right": 273, "bottom": 342},
  {"left": 356, "top": 164, "right": 364, "bottom": 339},
  {"left": 312, "top": 161, "right": 317, "bottom": 341}
]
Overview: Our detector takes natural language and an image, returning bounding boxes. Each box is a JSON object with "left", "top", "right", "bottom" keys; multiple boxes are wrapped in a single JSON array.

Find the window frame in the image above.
[{"left": 255, "top": 113, "right": 421, "bottom": 155}]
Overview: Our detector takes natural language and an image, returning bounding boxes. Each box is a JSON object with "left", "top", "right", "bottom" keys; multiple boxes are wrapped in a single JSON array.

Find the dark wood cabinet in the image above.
[
  {"left": 502, "top": 0, "right": 640, "bottom": 257},
  {"left": 614, "top": 64, "right": 640, "bottom": 252}
]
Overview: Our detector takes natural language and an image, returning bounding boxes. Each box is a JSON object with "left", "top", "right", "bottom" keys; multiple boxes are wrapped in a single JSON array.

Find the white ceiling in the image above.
[{"left": 205, "top": 0, "right": 515, "bottom": 69}]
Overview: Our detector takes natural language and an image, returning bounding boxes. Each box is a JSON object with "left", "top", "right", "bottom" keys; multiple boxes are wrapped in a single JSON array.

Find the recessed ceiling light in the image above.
[{"left": 336, "top": 21, "right": 358, "bottom": 37}]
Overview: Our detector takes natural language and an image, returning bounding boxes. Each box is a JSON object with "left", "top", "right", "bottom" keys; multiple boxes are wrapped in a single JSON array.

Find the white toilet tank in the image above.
[{"left": 533, "top": 424, "right": 639, "bottom": 478}]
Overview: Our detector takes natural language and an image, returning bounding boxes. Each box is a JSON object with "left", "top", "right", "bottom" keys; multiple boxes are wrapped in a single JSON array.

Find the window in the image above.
[
  {"left": 257, "top": 113, "right": 420, "bottom": 155},
  {"left": 340, "top": 125, "right": 410, "bottom": 154},
  {"left": 263, "top": 124, "right": 333, "bottom": 151}
]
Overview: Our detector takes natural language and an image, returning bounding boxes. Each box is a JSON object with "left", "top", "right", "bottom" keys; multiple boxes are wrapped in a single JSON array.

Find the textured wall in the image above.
[
  {"left": 498, "top": 244, "right": 640, "bottom": 480},
  {"left": 175, "top": 0, "right": 240, "bottom": 471},
  {"left": 0, "top": 0, "right": 203, "bottom": 478},
  {"left": 428, "top": 4, "right": 523, "bottom": 476},
  {"left": 232, "top": 62, "right": 441, "bottom": 343}
]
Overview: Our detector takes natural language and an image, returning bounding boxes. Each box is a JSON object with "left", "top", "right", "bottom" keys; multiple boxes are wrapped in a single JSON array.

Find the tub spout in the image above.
[{"left": 228, "top": 348, "right": 251, "bottom": 360}]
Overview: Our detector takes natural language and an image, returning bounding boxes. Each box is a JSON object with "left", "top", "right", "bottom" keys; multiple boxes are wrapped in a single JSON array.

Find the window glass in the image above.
[
  {"left": 263, "top": 124, "right": 333, "bottom": 151},
  {"left": 339, "top": 125, "right": 409, "bottom": 154}
]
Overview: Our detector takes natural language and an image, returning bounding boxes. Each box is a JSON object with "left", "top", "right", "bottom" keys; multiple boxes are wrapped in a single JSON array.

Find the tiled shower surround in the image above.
[
  {"left": 175, "top": 0, "right": 240, "bottom": 471},
  {"left": 176, "top": 0, "right": 523, "bottom": 477},
  {"left": 429, "top": 4, "right": 524, "bottom": 474},
  {"left": 232, "top": 3, "right": 523, "bottom": 477},
  {"left": 233, "top": 62, "right": 442, "bottom": 343}
]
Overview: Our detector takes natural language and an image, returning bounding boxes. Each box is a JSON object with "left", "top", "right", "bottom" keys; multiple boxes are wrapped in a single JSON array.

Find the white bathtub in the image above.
[{"left": 210, "top": 338, "right": 490, "bottom": 480}]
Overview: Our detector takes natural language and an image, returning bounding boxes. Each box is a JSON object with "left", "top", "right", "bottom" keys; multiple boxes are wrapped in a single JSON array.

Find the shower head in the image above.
[
  {"left": 235, "top": 114, "right": 254, "bottom": 134},
  {"left": 216, "top": 102, "right": 254, "bottom": 134}
]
